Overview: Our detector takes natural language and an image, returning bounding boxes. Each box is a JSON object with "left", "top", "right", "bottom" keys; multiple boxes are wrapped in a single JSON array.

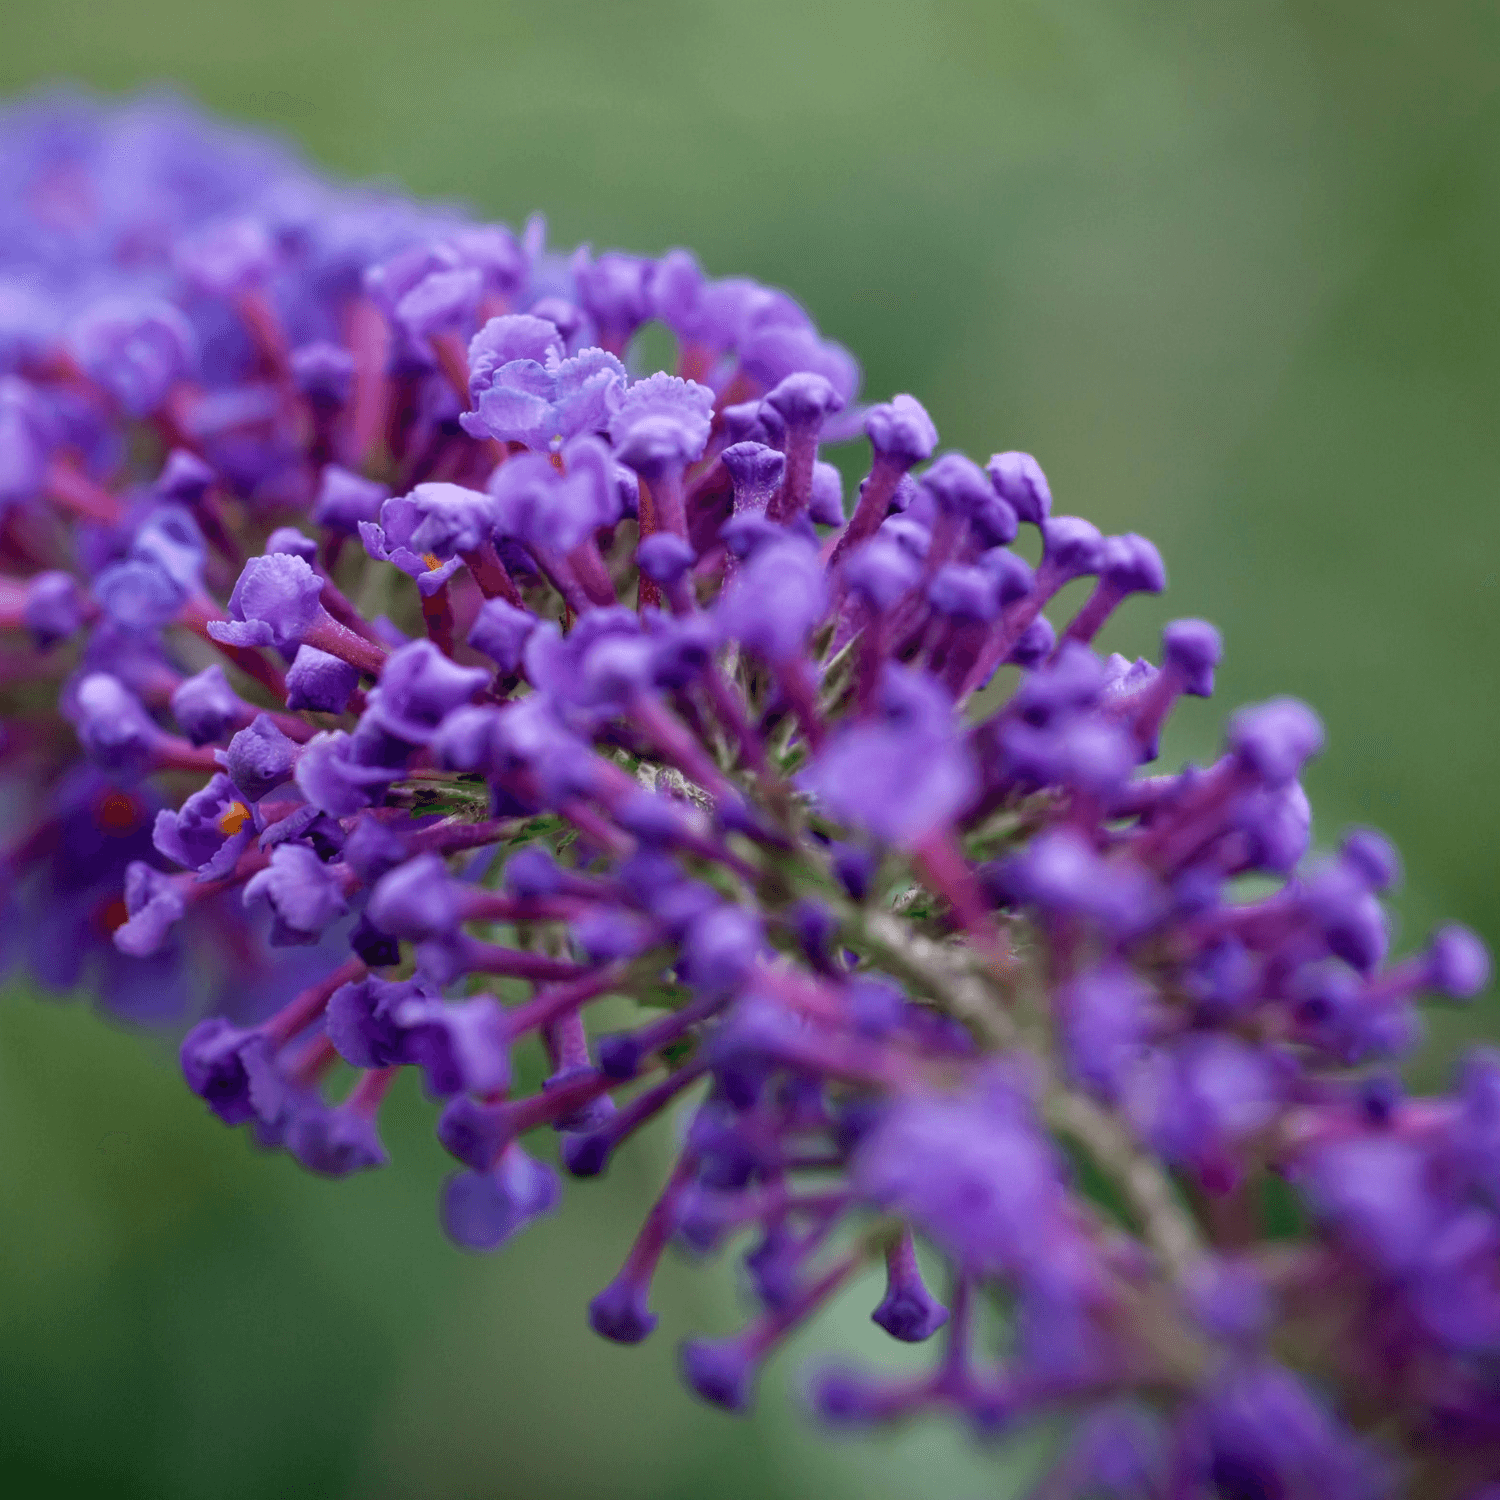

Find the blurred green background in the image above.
[{"left": 1, "top": 1, "right": 1497, "bottom": 1496}]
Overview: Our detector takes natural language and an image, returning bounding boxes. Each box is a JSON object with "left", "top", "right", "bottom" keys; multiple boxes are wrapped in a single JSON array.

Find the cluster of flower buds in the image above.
[{"left": 2, "top": 93, "right": 1497, "bottom": 1498}]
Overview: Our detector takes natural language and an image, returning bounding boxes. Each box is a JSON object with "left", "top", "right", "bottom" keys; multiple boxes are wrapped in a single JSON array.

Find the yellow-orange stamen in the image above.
[{"left": 218, "top": 800, "right": 252, "bottom": 836}]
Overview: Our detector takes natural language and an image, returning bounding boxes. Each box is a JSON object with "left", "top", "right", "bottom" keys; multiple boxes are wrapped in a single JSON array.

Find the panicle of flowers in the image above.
[{"left": 2, "top": 91, "right": 1497, "bottom": 1498}]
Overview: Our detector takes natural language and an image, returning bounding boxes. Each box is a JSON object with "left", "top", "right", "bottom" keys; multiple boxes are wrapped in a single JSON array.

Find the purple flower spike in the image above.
[
  {"left": 3, "top": 99, "right": 1491, "bottom": 1475},
  {"left": 986, "top": 450, "right": 1052, "bottom": 525}
]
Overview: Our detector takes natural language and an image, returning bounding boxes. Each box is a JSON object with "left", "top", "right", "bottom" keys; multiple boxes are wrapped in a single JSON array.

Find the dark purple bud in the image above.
[
  {"left": 720, "top": 401, "right": 772, "bottom": 446},
  {"left": 763, "top": 371, "right": 844, "bottom": 427},
  {"left": 844, "top": 537, "right": 921, "bottom": 611},
  {"left": 151, "top": 450, "right": 214, "bottom": 509},
  {"left": 1005, "top": 616, "right": 1056, "bottom": 669},
  {"left": 365, "top": 640, "right": 489, "bottom": 746},
  {"left": 113, "top": 862, "right": 186, "bottom": 958},
  {"left": 809, "top": 462, "right": 844, "bottom": 526},
  {"left": 222, "top": 714, "right": 298, "bottom": 800},
  {"left": 1040, "top": 515, "right": 1106, "bottom": 580},
  {"left": 679, "top": 1337, "right": 755, "bottom": 1411},
  {"left": 440, "top": 1147, "right": 559, "bottom": 1251},
  {"left": 1339, "top": 828, "right": 1400, "bottom": 892},
  {"left": 23, "top": 571, "right": 84, "bottom": 647},
  {"left": 589, "top": 1278, "right": 659, "bottom": 1345},
  {"left": 312, "top": 466, "right": 389, "bottom": 535},
  {"left": 871, "top": 1236, "right": 949, "bottom": 1343},
  {"left": 291, "top": 342, "right": 355, "bottom": 405},
  {"left": 266, "top": 526, "right": 317, "bottom": 560},
  {"left": 1163, "top": 619, "right": 1222, "bottom": 697},
  {"left": 367, "top": 854, "right": 460, "bottom": 941},
  {"left": 926, "top": 564, "right": 1000, "bottom": 623},
  {"left": 681, "top": 906, "right": 763, "bottom": 997},
  {"left": 919, "top": 453, "right": 991, "bottom": 517},
  {"left": 986, "top": 451, "right": 1052, "bottom": 525},
  {"left": 395, "top": 994, "right": 510, "bottom": 1096},
  {"left": 285, "top": 645, "right": 359, "bottom": 714},
  {"left": 350, "top": 914, "right": 401, "bottom": 969},
  {"left": 287, "top": 1105, "right": 387, "bottom": 1178},
  {"left": 716, "top": 537, "right": 827, "bottom": 662},
  {"left": 864, "top": 395, "right": 937, "bottom": 467},
  {"left": 807, "top": 1367, "right": 891, "bottom": 1428},
  {"left": 1101, "top": 533, "right": 1166, "bottom": 595},
  {"left": 243, "top": 842, "right": 349, "bottom": 946},
  {"left": 719, "top": 513, "right": 782, "bottom": 561},
  {"left": 437, "top": 1096, "right": 511, "bottom": 1172},
  {"left": 180, "top": 1018, "right": 270, "bottom": 1126},
  {"left": 830, "top": 842, "right": 878, "bottom": 902},
  {"left": 1425, "top": 925, "right": 1490, "bottom": 998},
  {"left": 637, "top": 532, "right": 696, "bottom": 587},
  {"left": 69, "top": 673, "right": 160, "bottom": 776},
  {"left": 467, "top": 598, "right": 538, "bottom": 674},
  {"left": 721, "top": 441, "right": 785, "bottom": 512},
  {"left": 1227, "top": 698, "right": 1324, "bottom": 788},
  {"left": 573, "top": 909, "right": 654, "bottom": 964},
  {"left": 787, "top": 898, "right": 840, "bottom": 973},
  {"left": 504, "top": 846, "right": 562, "bottom": 900},
  {"left": 976, "top": 547, "right": 1034, "bottom": 605}
]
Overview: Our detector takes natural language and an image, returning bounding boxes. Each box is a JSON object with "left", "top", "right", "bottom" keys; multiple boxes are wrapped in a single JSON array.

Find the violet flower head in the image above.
[{"left": 1, "top": 96, "right": 1492, "bottom": 1488}]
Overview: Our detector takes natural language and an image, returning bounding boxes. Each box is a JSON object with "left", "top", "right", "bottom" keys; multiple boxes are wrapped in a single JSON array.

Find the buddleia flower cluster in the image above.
[{"left": 2, "top": 92, "right": 1497, "bottom": 1498}]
